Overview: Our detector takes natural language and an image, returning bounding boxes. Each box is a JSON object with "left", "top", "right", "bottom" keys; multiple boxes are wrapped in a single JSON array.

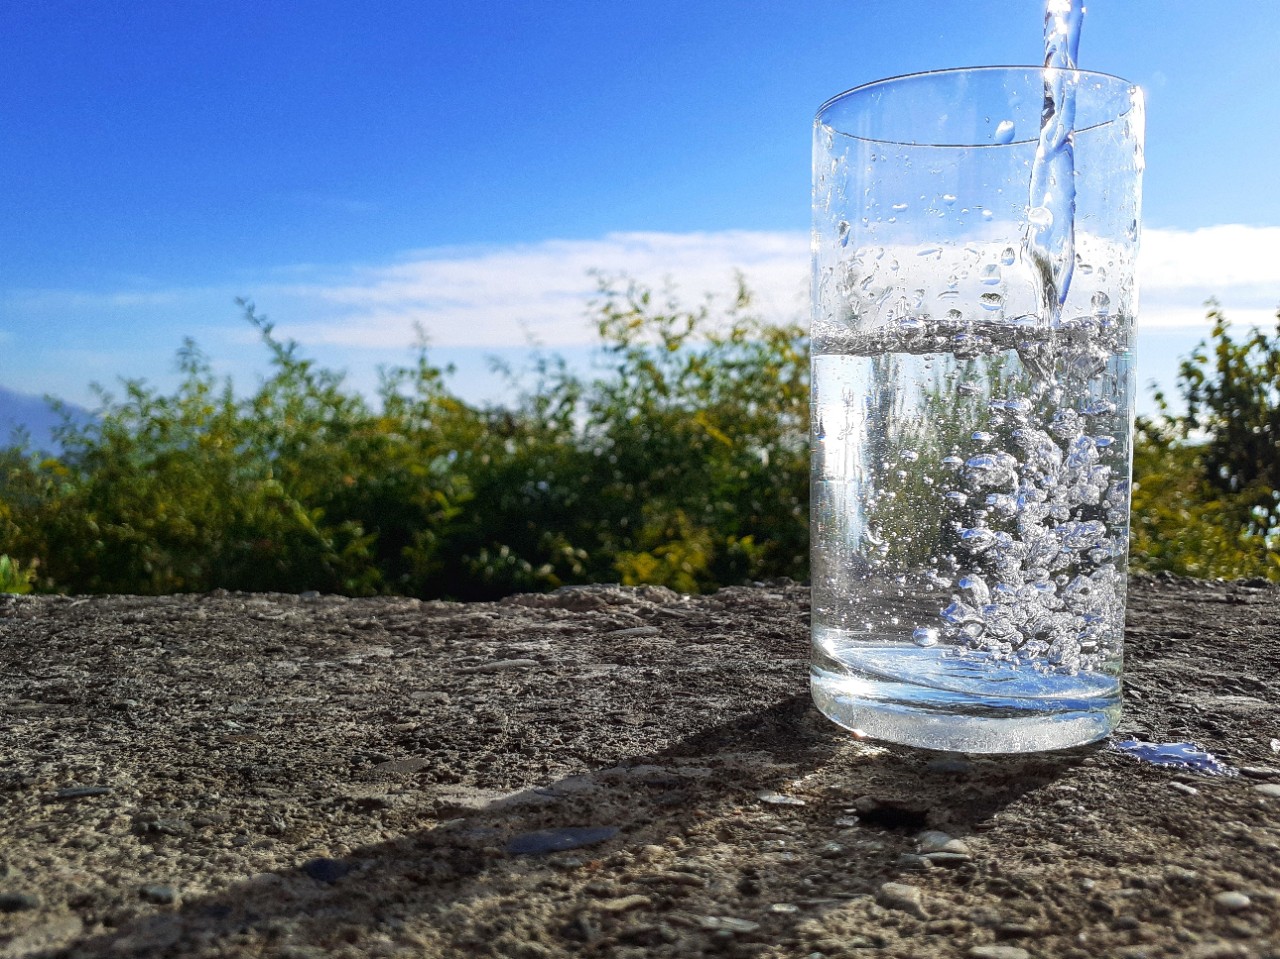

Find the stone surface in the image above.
[{"left": 0, "top": 574, "right": 1278, "bottom": 957}]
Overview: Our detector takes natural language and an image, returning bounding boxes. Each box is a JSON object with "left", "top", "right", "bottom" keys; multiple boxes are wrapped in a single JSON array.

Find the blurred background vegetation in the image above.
[{"left": 1, "top": 282, "right": 1276, "bottom": 597}]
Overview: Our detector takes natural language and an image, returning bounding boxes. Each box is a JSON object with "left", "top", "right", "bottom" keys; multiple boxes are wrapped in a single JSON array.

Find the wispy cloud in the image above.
[
  {"left": 1136, "top": 224, "right": 1280, "bottom": 331},
  {"left": 251, "top": 225, "right": 1278, "bottom": 349},
  {"left": 262, "top": 231, "right": 811, "bottom": 349},
  {"left": 3, "top": 225, "right": 1276, "bottom": 410}
]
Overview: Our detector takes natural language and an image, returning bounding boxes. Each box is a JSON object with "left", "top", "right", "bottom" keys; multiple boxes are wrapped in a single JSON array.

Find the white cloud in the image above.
[
  {"left": 1138, "top": 225, "right": 1280, "bottom": 327},
  {"left": 3, "top": 224, "right": 1275, "bottom": 412},
  {"left": 246, "top": 225, "right": 1277, "bottom": 350},
  {"left": 262, "top": 231, "right": 811, "bottom": 349}
]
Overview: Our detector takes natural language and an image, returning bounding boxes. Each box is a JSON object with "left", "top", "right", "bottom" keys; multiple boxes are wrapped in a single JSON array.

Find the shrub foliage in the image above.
[
  {"left": 1, "top": 280, "right": 808, "bottom": 598},
  {"left": 1131, "top": 303, "right": 1280, "bottom": 580},
  {"left": 2, "top": 288, "right": 1276, "bottom": 596}
]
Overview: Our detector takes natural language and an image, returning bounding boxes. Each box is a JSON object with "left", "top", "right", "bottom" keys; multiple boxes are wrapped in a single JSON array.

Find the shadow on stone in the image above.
[{"left": 26, "top": 691, "right": 1090, "bottom": 958}]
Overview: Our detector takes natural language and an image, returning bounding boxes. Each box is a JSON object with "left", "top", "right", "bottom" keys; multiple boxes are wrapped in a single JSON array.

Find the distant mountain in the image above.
[{"left": 0, "top": 387, "right": 93, "bottom": 453}]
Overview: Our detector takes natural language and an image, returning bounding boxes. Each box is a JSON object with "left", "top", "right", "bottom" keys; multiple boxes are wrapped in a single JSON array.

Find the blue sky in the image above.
[{"left": 3, "top": 0, "right": 1278, "bottom": 415}]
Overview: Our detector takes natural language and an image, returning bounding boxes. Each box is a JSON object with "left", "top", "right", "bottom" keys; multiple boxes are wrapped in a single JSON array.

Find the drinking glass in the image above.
[{"left": 810, "top": 67, "right": 1144, "bottom": 752}]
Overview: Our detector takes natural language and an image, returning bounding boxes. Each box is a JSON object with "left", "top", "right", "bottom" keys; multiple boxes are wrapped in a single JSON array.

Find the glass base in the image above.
[{"left": 810, "top": 644, "right": 1121, "bottom": 753}]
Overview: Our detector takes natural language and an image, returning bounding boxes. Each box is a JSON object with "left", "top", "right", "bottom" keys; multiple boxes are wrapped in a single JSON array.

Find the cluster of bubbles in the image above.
[{"left": 917, "top": 365, "right": 1128, "bottom": 674}]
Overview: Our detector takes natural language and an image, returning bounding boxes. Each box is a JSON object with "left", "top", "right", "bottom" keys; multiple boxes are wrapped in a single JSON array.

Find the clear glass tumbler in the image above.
[{"left": 810, "top": 67, "right": 1144, "bottom": 752}]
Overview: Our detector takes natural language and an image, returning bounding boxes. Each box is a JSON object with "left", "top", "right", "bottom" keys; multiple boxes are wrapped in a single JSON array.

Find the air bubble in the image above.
[
  {"left": 942, "top": 600, "right": 981, "bottom": 624},
  {"left": 958, "top": 528, "right": 997, "bottom": 553},
  {"left": 1000, "top": 247, "right": 1017, "bottom": 266},
  {"left": 958, "top": 574, "right": 990, "bottom": 606},
  {"left": 912, "top": 627, "right": 939, "bottom": 648},
  {"left": 979, "top": 292, "right": 1004, "bottom": 311},
  {"left": 1027, "top": 205, "right": 1053, "bottom": 228}
]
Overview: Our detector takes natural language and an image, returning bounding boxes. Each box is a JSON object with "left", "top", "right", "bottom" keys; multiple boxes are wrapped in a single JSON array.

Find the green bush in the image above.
[
  {"left": 3, "top": 284, "right": 1274, "bottom": 595},
  {"left": 1131, "top": 303, "right": 1280, "bottom": 580},
  {"left": 0, "top": 554, "right": 33, "bottom": 594},
  {"left": 0, "top": 279, "right": 808, "bottom": 598}
]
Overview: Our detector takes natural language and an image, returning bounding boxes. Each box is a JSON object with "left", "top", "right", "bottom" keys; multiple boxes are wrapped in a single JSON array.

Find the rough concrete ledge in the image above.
[{"left": 1, "top": 575, "right": 1278, "bottom": 958}]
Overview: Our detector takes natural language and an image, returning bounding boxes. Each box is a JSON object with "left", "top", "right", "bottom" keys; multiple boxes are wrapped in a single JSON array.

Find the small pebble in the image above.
[
  {"left": 1213, "top": 890, "right": 1251, "bottom": 913},
  {"left": 1253, "top": 783, "right": 1280, "bottom": 798},
  {"left": 603, "top": 626, "right": 661, "bottom": 638},
  {"left": 134, "top": 818, "right": 193, "bottom": 837},
  {"left": 1170, "top": 781, "right": 1199, "bottom": 796},
  {"left": 770, "top": 903, "right": 799, "bottom": 914},
  {"left": 833, "top": 816, "right": 860, "bottom": 827},
  {"left": 598, "top": 895, "right": 650, "bottom": 913},
  {"left": 696, "top": 916, "right": 760, "bottom": 933},
  {"left": 896, "top": 853, "right": 933, "bottom": 872},
  {"left": 0, "top": 892, "right": 41, "bottom": 913},
  {"left": 878, "top": 881, "right": 928, "bottom": 919},
  {"left": 52, "top": 786, "right": 113, "bottom": 800},
  {"left": 1239, "top": 766, "right": 1280, "bottom": 779},
  {"left": 917, "top": 830, "right": 971, "bottom": 855},
  {"left": 996, "top": 922, "right": 1037, "bottom": 937},
  {"left": 969, "top": 947, "right": 1031, "bottom": 959},
  {"left": 922, "top": 851, "right": 973, "bottom": 866},
  {"left": 757, "top": 791, "right": 806, "bottom": 806},
  {"left": 139, "top": 884, "right": 179, "bottom": 905}
]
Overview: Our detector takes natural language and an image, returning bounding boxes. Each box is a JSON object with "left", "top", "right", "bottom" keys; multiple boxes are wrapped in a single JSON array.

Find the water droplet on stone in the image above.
[
  {"left": 1000, "top": 247, "right": 1017, "bottom": 266},
  {"left": 994, "top": 120, "right": 1015, "bottom": 144},
  {"left": 1112, "top": 740, "right": 1237, "bottom": 776},
  {"left": 979, "top": 292, "right": 1004, "bottom": 311},
  {"left": 892, "top": 202, "right": 908, "bottom": 212}
]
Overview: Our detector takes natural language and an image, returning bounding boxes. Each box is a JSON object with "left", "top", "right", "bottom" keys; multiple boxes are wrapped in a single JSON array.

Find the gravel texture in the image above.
[{"left": 1, "top": 573, "right": 1278, "bottom": 958}]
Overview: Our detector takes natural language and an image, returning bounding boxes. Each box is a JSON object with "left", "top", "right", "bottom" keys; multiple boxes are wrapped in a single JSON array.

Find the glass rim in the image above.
[{"left": 816, "top": 64, "right": 1142, "bottom": 148}]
